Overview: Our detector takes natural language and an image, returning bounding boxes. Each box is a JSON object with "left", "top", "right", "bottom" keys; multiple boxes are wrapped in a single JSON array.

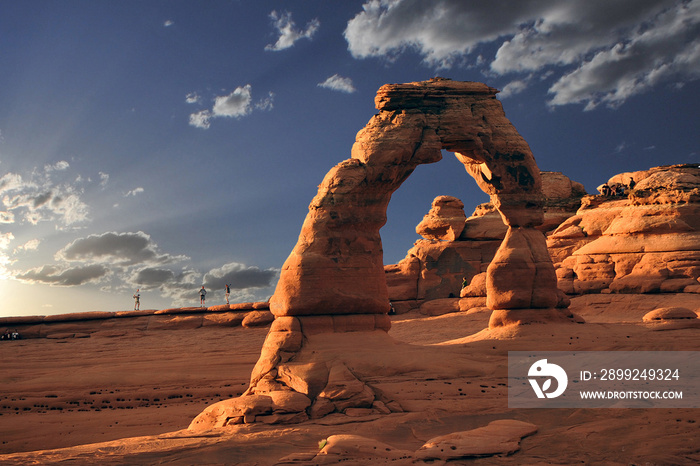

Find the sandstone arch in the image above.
[
  {"left": 189, "top": 78, "right": 575, "bottom": 431},
  {"left": 269, "top": 78, "right": 567, "bottom": 323}
]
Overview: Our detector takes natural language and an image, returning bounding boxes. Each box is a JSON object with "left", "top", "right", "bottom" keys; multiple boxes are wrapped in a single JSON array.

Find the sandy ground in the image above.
[{"left": 1, "top": 294, "right": 699, "bottom": 464}]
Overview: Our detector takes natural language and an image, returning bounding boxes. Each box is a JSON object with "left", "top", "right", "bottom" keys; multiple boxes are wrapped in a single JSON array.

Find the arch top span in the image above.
[{"left": 269, "top": 78, "right": 568, "bottom": 324}]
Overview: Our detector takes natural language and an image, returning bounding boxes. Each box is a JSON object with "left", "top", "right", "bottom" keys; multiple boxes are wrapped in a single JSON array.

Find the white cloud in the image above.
[
  {"left": 212, "top": 85, "right": 253, "bottom": 118},
  {"left": 189, "top": 85, "right": 274, "bottom": 129},
  {"left": 185, "top": 92, "right": 200, "bottom": 104},
  {"left": 0, "top": 173, "right": 27, "bottom": 193},
  {"left": 265, "top": 10, "right": 320, "bottom": 51},
  {"left": 345, "top": 0, "right": 700, "bottom": 109},
  {"left": 124, "top": 187, "right": 144, "bottom": 197},
  {"left": 0, "top": 211, "right": 14, "bottom": 223},
  {"left": 255, "top": 91, "right": 275, "bottom": 111},
  {"left": 44, "top": 160, "right": 69, "bottom": 172},
  {"left": 499, "top": 78, "right": 532, "bottom": 99},
  {"left": 0, "top": 169, "right": 89, "bottom": 226},
  {"left": 318, "top": 74, "right": 357, "bottom": 93},
  {"left": 14, "top": 238, "right": 40, "bottom": 253},
  {"left": 547, "top": 1, "right": 700, "bottom": 109},
  {"left": 203, "top": 262, "right": 278, "bottom": 290},
  {"left": 164, "top": 19, "right": 174, "bottom": 27},
  {"left": 99, "top": 172, "right": 109, "bottom": 187},
  {"left": 189, "top": 110, "right": 211, "bottom": 129},
  {"left": 0, "top": 231, "right": 14, "bottom": 250}
]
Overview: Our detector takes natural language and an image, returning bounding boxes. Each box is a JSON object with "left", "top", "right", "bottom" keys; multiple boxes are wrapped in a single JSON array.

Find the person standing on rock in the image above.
[
  {"left": 224, "top": 284, "right": 231, "bottom": 304},
  {"left": 199, "top": 286, "right": 207, "bottom": 307},
  {"left": 133, "top": 289, "right": 140, "bottom": 310}
]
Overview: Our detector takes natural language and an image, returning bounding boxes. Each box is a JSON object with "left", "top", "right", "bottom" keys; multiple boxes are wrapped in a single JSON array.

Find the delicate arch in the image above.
[{"left": 269, "top": 78, "right": 561, "bottom": 320}]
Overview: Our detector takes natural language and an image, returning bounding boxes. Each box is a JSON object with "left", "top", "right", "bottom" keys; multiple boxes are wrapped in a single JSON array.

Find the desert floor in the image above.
[{"left": 1, "top": 294, "right": 699, "bottom": 465}]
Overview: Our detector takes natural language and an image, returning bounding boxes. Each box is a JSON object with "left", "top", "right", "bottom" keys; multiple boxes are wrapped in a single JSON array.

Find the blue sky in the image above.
[{"left": 1, "top": 0, "right": 698, "bottom": 316}]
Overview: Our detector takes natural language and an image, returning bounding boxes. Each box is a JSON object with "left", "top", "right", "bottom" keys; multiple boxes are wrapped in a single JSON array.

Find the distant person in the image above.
[
  {"left": 133, "top": 289, "right": 140, "bottom": 310},
  {"left": 224, "top": 284, "right": 231, "bottom": 304},
  {"left": 388, "top": 300, "right": 396, "bottom": 315},
  {"left": 199, "top": 286, "right": 207, "bottom": 307},
  {"left": 461, "top": 276, "right": 469, "bottom": 289},
  {"left": 628, "top": 178, "right": 636, "bottom": 190}
]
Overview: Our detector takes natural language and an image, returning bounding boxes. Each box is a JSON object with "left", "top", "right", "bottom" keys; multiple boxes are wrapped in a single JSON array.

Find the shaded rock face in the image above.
[
  {"left": 386, "top": 171, "right": 584, "bottom": 309},
  {"left": 549, "top": 164, "right": 700, "bottom": 295},
  {"left": 269, "top": 78, "right": 559, "bottom": 322}
]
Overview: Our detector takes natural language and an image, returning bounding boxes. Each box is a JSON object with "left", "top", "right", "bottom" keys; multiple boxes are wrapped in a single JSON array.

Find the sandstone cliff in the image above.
[
  {"left": 386, "top": 164, "right": 700, "bottom": 312},
  {"left": 550, "top": 163, "right": 700, "bottom": 295},
  {"left": 386, "top": 170, "right": 587, "bottom": 313}
]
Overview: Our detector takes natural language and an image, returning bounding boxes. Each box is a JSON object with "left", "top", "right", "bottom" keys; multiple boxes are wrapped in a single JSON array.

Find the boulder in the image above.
[
  {"left": 642, "top": 307, "right": 699, "bottom": 322},
  {"left": 241, "top": 310, "right": 274, "bottom": 327},
  {"left": 416, "top": 419, "right": 538, "bottom": 460},
  {"left": 416, "top": 195, "right": 467, "bottom": 241}
]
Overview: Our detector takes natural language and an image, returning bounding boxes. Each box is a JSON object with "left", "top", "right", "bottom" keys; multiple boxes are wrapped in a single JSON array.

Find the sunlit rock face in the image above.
[
  {"left": 269, "top": 78, "right": 562, "bottom": 323},
  {"left": 550, "top": 164, "right": 700, "bottom": 295}
]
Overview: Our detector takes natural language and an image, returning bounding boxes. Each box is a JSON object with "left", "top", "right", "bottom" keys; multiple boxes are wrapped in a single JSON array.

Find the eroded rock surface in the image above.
[
  {"left": 386, "top": 171, "right": 584, "bottom": 311},
  {"left": 192, "top": 78, "right": 570, "bottom": 430},
  {"left": 550, "top": 164, "right": 700, "bottom": 295}
]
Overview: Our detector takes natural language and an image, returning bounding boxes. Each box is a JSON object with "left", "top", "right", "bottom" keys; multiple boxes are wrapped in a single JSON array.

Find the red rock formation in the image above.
[
  {"left": 386, "top": 171, "right": 584, "bottom": 312},
  {"left": 416, "top": 195, "right": 467, "bottom": 241},
  {"left": 269, "top": 78, "right": 566, "bottom": 325},
  {"left": 549, "top": 164, "right": 700, "bottom": 295},
  {"left": 191, "top": 78, "right": 573, "bottom": 430}
]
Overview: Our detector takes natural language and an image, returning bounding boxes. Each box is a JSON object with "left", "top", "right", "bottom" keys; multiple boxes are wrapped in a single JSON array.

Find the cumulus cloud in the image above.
[
  {"left": 189, "top": 110, "right": 211, "bottom": 129},
  {"left": 0, "top": 168, "right": 89, "bottom": 226},
  {"left": 345, "top": 0, "right": 700, "bottom": 109},
  {"left": 0, "top": 231, "right": 13, "bottom": 250},
  {"left": 498, "top": 78, "right": 532, "bottom": 99},
  {"left": 189, "top": 85, "right": 274, "bottom": 129},
  {"left": 265, "top": 10, "right": 320, "bottom": 51},
  {"left": 185, "top": 92, "right": 200, "bottom": 104},
  {"left": 56, "top": 231, "right": 187, "bottom": 266},
  {"left": 164, "top": 19, "right": 174, "bottom": 27},
  {"left": 14, "top": 238, "right": 40, "bottom": 253},
  {"left": 212, "top": 85, "right": 254, "bottom": 118},
  {"left": 15, "top": 264, "right": 109, "bottom": 286},
  {"left": 318, "top": 74, "right": 357, "bottom": 93},
  {"left": 203, "top": 262, "right": 278, "bottom": 290},
  {"left": 125, "top": 265, "right": 202, "bottom": 304}
]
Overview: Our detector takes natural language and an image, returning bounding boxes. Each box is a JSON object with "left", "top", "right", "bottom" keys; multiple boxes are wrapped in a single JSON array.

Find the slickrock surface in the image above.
[
  {"left": 0, "top": 303, "right": 273, "bottom": 339},
  {"left": 1, "top": 294, "right": 698, "bottom": 464}
]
